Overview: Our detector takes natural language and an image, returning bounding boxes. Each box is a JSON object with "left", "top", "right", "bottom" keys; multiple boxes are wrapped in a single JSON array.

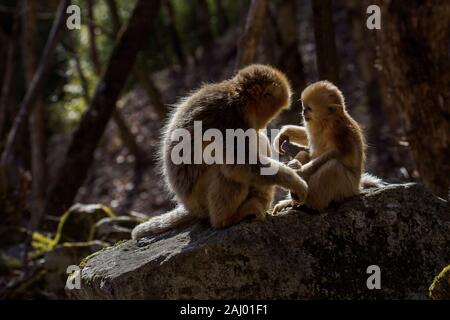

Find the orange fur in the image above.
[{"left": 273, "top": 81, "right": 365, "bottom": 211}]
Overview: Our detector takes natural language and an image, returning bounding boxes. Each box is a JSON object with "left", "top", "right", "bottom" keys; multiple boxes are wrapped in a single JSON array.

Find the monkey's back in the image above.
[{"left": 161, "top": 81, "right": 248, "bottom": 205}]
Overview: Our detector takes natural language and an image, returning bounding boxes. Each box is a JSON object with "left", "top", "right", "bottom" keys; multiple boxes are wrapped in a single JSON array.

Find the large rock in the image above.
[{"left": 68, "top": 183, "right": 450, "bottom": 299}]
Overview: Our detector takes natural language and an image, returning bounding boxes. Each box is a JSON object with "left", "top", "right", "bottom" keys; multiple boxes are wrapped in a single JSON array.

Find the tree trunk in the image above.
[
  {"left": 86, "top": 0, "right": 102, "bottom": 74},
  {"left": 0, "top": 4, "right": 24, "bottom": 231},
  {"left": 197, "top": 0, "right": 214, "bottom": 48},
  {"left": 106, "top": 0, "right": 167, "bottom": 119},
  {"left": 312, "top": 0, "right": 339, "bottom": 84},
  {"left": 262, "top": 7, "right": 279, "bottom": 65},
  {"left": 238, "top": 0, "right": 251, "bottom": 33},
  {"left": 43, "top": 0, "right": 162, "bottom": 217},
  {"left": 22, "top": 0, "right": 47, "bottom": 216},
  {"left": 0, "top": 5, "right": 20, "bottom": 141},
  {"left": 72, "top": 45, "right": 149, "bottom": 163},
  {"left": 375, "top": 0, "right": 450, "bottom": 196},
  {"left": 105, "top": 0, "right": 122, "bottom": 34},
  {"left": 164, "top": 0, "right": 186, "bottom": 67},
  {"left": 195, "top": 0, "right": 214, "bottom": 65},
  {"left": 215, "top": 0, "right": 229, "bottom": 34},
  {"left": 0, "top": 0, "right": 69, "bottom": 168},
  {"left": 87, "top": 0, "right": 147, "bottom": 162},
  {"left": 235, "top": 0, "right": 268, "bottom": 70},
  {"left": 275, "top": 0, "right": 306, "bottom": 91},
  {"left": 132, "top": 60, "right": 167, "bottom": 119},
  {"left": 346, "top": 0, "right": 398, "bottom": 175},
  {"left": 274, "top": 0, "right": 306, "bottom": 124}
]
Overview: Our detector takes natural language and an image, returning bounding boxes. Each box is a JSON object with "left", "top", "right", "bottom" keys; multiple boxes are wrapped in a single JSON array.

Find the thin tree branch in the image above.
[{"left": 1, "top": 0, "right": 70, "bottom": 167}]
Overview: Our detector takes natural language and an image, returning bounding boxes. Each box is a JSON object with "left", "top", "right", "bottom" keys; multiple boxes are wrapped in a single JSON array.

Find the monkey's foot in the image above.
[{"left": 272, "top": 199, "right": 297, "bottom": 215}]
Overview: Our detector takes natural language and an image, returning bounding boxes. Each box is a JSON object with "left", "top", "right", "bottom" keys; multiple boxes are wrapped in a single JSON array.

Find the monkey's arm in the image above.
[
  {"left": 221, "top": 158, "right": 308, "bottom": 202},
  {"left": 299, "top": 150, "right": 338, "bottom": 180},
  {"left": 273, "top": 125, "right": 309, "bottom": 154}
]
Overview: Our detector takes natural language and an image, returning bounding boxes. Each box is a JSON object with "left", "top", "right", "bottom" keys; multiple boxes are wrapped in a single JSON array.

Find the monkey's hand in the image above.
[
  {"left": 287, "top": 158, "right": 302, "bottom": 170},
  {"left": 273, "top": 125, "right": 309, "bottom": 155},
  {"left": 272, "top": 199, "right": 297, "bottom": 215},
  {"left": 273, "top": 132, "right": 289, "bottom": 155},
  {"left": 295, "top": 150, "right": 310, "bottom": 165}
]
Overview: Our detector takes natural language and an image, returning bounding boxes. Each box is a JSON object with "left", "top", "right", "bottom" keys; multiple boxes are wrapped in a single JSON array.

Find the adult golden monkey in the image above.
[
  {"left": 132, "top": 65, "right": 308, "bottom": 239},
  {"left": 273, "top": 81, "right": 383, "bottom": 212}
]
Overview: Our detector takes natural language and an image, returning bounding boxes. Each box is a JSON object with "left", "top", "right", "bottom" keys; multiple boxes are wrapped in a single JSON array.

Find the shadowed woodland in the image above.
[{"left": 0, "top": 0, "right": 448, "bottom": 299}]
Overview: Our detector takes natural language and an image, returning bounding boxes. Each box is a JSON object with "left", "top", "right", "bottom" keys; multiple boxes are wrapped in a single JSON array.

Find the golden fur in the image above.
[{"left": 273, "top": 81, "right": 366, "bottom": 211}]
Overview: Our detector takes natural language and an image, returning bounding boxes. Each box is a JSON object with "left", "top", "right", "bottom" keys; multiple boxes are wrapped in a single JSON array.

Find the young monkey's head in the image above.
[
  {"left": 300, "top": 81, "right": 345, "bottom": 125},
  {"left": 235, "top": 64, "right": 292, "bottom": 129}
]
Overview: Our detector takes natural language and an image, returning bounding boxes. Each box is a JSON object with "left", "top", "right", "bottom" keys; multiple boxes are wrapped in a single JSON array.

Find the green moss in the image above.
[
  {"left": 53, "top": 204, "right": 115, "bottom": 244},
  {"left": 31, "top": 205, "right": 115, "bottom": 255},
  {"left": 429, "top": 264, "right": 450, "bottom": 300},
  {"left": 79, "top": 251, "right": 101, "bottom": 269},
  {"left": 112, "top": 239, "right": 128, "bottom": 247},
  {"left": 78, "top": 239, "right": 129, "bottom": 268}
]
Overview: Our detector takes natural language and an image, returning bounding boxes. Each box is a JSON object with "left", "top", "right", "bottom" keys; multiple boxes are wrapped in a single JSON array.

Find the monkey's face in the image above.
[
  {"left": 262, "top": 83, "right": 290, "bottom": 110},
  {"left": 247, "top": 82, "right": 291, "bottom": 128},
  {"left": 236, "top": 64, "right": 291, "bottom": 128},
  {"left": 301, "top": 102, "right": 312, "bottom": 122},
  {"left": 301, "top": 81, "right": 345, "bottom": 124},
  {"left": 301, "top": 97, "right": 342, "bottom": 124},
  {"left": 260, "top": 83, "right": 291, "bottom": 124}
]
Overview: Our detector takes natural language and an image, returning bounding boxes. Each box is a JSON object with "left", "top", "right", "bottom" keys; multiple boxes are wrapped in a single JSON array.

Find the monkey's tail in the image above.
[
  {"left": 131, "top": 205, "right": 195, "bottom": 240},
  {"left": 360, "top": 173, "right": 386, "bottom": 189}
]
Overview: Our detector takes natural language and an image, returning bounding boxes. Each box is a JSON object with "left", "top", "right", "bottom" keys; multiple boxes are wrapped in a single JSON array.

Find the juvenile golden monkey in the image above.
[
  {"left": 132, "top": 65, "right": 308, "bottom": 239},
  {"left": 273, "top": 80, "right": 382, "bottom": 212}
]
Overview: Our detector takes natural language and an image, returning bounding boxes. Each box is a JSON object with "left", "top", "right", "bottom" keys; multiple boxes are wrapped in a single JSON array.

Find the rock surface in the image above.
[{"left": 68, "top": 183, "right": 450, "bottom": 299}]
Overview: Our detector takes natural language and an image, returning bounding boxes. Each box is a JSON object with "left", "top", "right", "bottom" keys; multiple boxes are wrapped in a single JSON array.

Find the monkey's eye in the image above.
[{"left": 304, "top": 106, "right": 312, "bottom": 112}]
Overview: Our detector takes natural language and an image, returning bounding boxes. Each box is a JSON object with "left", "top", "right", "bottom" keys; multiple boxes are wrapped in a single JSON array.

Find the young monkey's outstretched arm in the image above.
[
  {"left": 221, "top": 157, "right": 308, "bottom": 202},
  {"left": 274, "top": 125, "right": 309, "bottom": 154}
]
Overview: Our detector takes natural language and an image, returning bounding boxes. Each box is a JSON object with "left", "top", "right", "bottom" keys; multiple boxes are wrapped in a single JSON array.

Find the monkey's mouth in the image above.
[{"left": 303, "top": 116, "right": 311, "bottom": 122}]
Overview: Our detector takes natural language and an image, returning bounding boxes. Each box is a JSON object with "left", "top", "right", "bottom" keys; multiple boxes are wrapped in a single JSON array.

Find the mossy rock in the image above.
[
  {"left": 429, "top": 265, "right": 450, "bottom": 300},
  {"left": 55, "top": 204, "right": 115, "bottom": 244},
  {"left": 42, "top": 240, "right": 109, "bottom": 298}
]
